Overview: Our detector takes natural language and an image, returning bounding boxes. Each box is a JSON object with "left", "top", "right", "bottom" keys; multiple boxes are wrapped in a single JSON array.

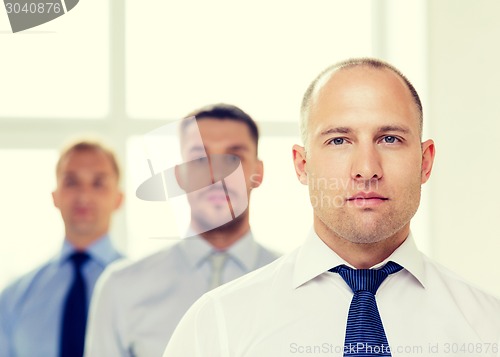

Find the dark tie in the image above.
[
  {"left": 60, "top": 252, "right": 90, "bottom": 357},
  {"left": 330, "top": 261, "right": 403, "bottom": 357}
]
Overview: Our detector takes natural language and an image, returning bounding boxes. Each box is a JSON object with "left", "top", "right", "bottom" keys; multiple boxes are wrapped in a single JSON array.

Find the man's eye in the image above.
[
  {"left": 329, "top": 138, "right": 345, "bottom": 145},
  {"left": 63, "top": 179, "right": 77, "bottom": 187},
  {"left": 226, "top": 155, "right": 240, "bottom": 163},
  {"left": 383, "top": 136, "right": 398, "bottom": 144},
  {"left": 194, "top": 157, "right": 208, "bottom": 164},
  {"left": 93, "top": 181, "right": 104, "bottom": 188}
]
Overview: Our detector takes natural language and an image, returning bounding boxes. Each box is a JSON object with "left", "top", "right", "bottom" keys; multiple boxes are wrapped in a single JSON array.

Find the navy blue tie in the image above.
[
  {"left": 330, "top": 261, "right": 403, "bottom": 357},
  {"left": 60, "top": 252, "right": 90, "bottom": 357}
]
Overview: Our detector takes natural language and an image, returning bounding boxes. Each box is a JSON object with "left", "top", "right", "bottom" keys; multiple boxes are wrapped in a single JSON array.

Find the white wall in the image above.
[{"left": 427, "top": 0, "right": 500, "bottom": 297}]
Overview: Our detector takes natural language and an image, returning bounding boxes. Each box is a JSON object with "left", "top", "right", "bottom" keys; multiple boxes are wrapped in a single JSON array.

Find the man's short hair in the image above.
[
  {"left": 56, "top": 140, "right": 121, "bottom": 181},
  {"left": 300, "top": 58, "right": 423, "bottom": 148},
  {"left": 181, "top": 103, "right": 260, "bottom": 154}
]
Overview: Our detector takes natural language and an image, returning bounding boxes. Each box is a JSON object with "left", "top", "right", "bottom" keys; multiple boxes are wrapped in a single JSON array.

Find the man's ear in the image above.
[
  {"left": 293, "top": 144, "right": 308, "bottom": 185},
  {"left": 52, "top": 190, "right": 60, "bottom": 209},
  {"left": 174, "top": 164, "right": 186, "bottom": 190},
  {"left": 114, "top": 191, "right": 124, "bottom": 210},
  {"left": 250, "top": 159, "right": 264, "bottom": 189},
  {"left": 421, "top": 139, "right": 436, "bottom": 184}
]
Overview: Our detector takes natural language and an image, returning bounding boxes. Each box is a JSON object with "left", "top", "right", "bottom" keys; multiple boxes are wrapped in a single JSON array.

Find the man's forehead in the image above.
[
  {"left": 310, "top": 67, "right": 420, "bottom": 124},
  {"left": 183, "top": 138, "right": 252, "bottom": 154},
  {"left": 182, "top": 119, "right": 255, "bottom": 150},
  {"left": 58, "top": 150, "right": 115, "bottom": 173},
  {"left": 315, "top": 66, "right": 403, "bottom": 96},
  {"left": 182, "top": 122, "right": 205, "bottom": 145}
]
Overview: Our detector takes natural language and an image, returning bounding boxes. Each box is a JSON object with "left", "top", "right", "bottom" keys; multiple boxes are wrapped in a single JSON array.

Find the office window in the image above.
[
  {"left": 0, "top": 1, "right": 110, "bottom": 118},
  {"left": 0, "top": 150, "right": 61, "bottom": 289},
  {"left": 126, "top": 136, "right": 181, "bottom": 259},
  {"left": 250, "top": 137, "right": 312, "bottom": 253},
  {"left": 125, "top": 0, "right": 373, "bottom": 121}
]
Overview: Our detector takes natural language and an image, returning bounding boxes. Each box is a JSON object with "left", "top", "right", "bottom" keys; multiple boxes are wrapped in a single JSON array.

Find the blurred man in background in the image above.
[
  {"left": 84, "top": 103, "right": 278, "bottom": 357},
  {"left": 0, "top": 140, "right": 124, "bottom": 357}
]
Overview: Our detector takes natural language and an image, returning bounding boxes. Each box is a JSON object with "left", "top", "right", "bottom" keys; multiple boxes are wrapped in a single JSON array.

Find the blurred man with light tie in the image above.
[
  {"left": 0, "top": 140, "right": 124, "bottom": 357},
  {"left": 162, "top": 59, "right": 500, "bottom": 357},
  {"left": 84, "top": 103, "right": 278, "bottom": 357}
]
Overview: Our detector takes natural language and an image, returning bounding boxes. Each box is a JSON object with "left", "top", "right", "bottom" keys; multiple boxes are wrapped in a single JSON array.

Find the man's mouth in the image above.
[{"left": 347, "top": 192, "right": 388, "bottom": 206}]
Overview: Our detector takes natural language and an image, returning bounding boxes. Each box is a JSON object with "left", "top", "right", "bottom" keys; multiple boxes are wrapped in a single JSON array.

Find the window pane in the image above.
[
  {"left": 126, "top": 136, "right": 181, "bottom": 260},
  {"left": 0, "top": 150, "right": 62, "bottom": 291},
  {"left": 0, "top": 1, "right": 109, "bottom": 118},
  {"left": 126, "top": 0, "right": 373, "bottom": 121},
  {"left": 251, "top": 137, "right": 312, "bottom": 253}
]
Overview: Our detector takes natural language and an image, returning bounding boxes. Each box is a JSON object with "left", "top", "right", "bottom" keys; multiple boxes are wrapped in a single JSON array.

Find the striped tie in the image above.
[{"left": 330, "top": 261, "right": 403, "bottom": 357}]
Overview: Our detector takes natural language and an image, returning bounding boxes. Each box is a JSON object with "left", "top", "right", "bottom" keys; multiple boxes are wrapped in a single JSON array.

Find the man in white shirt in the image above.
[
  {"left": 84, "top": 104, "right": 278, "bottom": 357},
  {"left": 163, "top": 59, "right": 500, "bottom": 357}
]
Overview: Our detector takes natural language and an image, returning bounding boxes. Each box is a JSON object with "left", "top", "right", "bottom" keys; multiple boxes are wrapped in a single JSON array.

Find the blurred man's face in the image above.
[
  {"left": 178, "top": 118, "right": 263, "bottom": 233},
  {"left": 52, "top": 149, "right": 123, "bottom": 242}
]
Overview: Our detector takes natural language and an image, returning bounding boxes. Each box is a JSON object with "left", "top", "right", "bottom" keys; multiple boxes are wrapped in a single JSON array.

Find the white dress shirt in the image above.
[
  {"left": 84, "top": 231, "right": 278, "bottom": 357},
  {"left": 163, "top": 231, "right": 500, "bottom": 357}
]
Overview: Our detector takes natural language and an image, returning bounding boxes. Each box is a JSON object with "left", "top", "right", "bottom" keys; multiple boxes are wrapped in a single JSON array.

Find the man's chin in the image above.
[
  {"left": 208, "top": 220, "right": 240, "bottom": 234},
  {"left": 69, "top": 223, "right": 99, "bottom": 236},
  {"left": 346, "top": 236, "right": 388, "bottom": 245},
  {"left": 194, "top": 219, "right": 233, "bottom": 233},
  {"left": 193, "top": 210, "right": 247, "bottom": 234}
]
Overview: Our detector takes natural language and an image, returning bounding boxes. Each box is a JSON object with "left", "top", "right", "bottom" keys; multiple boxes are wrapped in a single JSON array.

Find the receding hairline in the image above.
[
  {"left": 56, "top": 140, "right": 121, "bottom": 181},
  {"left": 300, "top": 58, "right": 423, "bottom": 145}
]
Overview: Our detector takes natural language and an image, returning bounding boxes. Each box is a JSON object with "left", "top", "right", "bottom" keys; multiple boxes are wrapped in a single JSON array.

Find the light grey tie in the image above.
[{"left": 209, "top": 251, "right": 228, "bottom": 290}]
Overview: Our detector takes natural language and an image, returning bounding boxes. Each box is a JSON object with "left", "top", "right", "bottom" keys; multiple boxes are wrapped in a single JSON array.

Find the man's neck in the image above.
[
  {"left": 65, "top": 231, "right": 106, "bottom": 251},
  {"left": 197, "top": 220, "right": 250, "bottom": 250},
  {"left": 315, "top": 223, "right": 409, "bottom": 269}
]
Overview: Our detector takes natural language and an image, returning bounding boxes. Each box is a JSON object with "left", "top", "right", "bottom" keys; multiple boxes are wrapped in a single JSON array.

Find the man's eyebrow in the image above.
[
  {"left": 187, "top": 145, "right": 206, "bottom": 154},
  {"left": 61, "top": 172, "right": 110, "bottom": 179},
  {"left": 94, "top": 172, "right": 110, "bottom": 178},
  {"left": 377, "top": 125, "right": 410, "bottom": 134},
  {"left": 318, "top": 125, "right": 411, "bottom": 137},
  {"left": 227, "top": 145, "right": 250, "bottom": 152},
  {"left": 319, "top": 127, "right": 352, "bottom": 136}
]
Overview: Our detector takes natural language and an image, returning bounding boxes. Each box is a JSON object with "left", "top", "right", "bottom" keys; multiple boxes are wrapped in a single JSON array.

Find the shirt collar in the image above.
[
  {"left": 292, "top": 230, "right": 426, "bottom": 289},
  {"left": 58, "top": 234, "right": 120, "bottom": 268},
  {"left": 225, "top": 231, "right": 258, "bottom": 271},
  {"left": 380, "top": 232, "right": 426, "bottom": 288},
  {"left": 179, "top": 230, "right": 258, "bottom": 272}
]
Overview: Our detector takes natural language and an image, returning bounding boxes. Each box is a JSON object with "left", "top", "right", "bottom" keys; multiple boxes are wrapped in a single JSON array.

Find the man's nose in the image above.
[
  {"left": 350, "top": 144, "right": 383, "bottom": 183},
  {"left": 75, "top": 184, "right": 94, "bottom": 202}
]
